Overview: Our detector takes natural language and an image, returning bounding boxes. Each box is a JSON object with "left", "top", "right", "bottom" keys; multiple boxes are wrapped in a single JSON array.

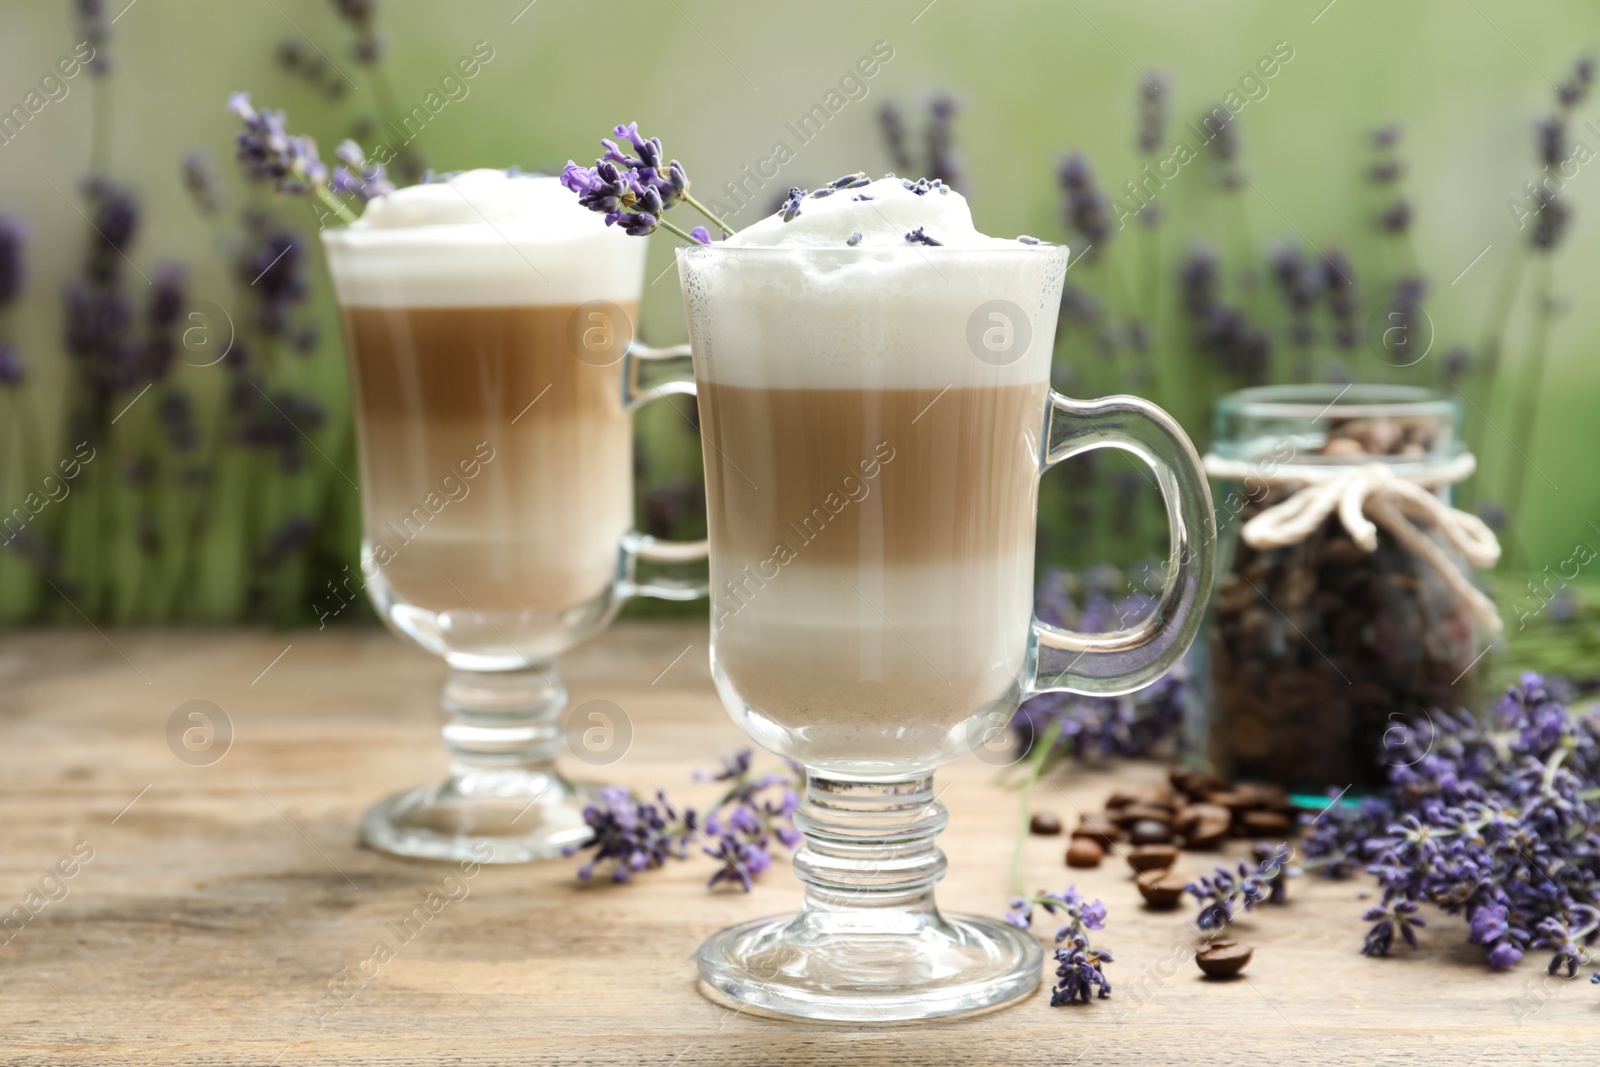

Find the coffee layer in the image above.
[
  {"left": 700, "top": 381, "right": 1045, "bottom": 766},
  {"left": 342, "top": 303, "right": 633, "bottom": 620}
]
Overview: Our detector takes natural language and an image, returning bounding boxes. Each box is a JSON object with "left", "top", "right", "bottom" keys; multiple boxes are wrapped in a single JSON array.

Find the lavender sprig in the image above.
[
  {"left": 227, "top": 93, "right": 389, "bottom": 225},
  {"left": 1004, "top": 887, "right": 1114, "bottom": 1004},
  {"left": 697, "top": 749, "right": 801, "bottom": 891},
  {"left": 1186, "top": 843, "right": 1296, "bottom": 930},
  {"left": 566, "top": 785, "right": 698, "bottom": 883},
  {"left": 561, "top": 122, "right": 730, "bottom": 244}
]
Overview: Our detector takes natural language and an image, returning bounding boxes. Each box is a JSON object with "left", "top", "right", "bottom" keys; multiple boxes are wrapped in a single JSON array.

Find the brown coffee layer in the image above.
[
  {"left": 337, "top": 304, "right": 634, "bottom": 618},
  {"left": 340, "top": 303, "right": 634, "bottom": 422},
  {"left": 697, "top": 381, "right": 1047, "bottom": 568}
]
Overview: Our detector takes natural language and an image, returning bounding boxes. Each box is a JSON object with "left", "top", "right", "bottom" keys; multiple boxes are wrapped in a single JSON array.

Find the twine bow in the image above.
[{"left": 1202, "top": 452, "right": 1503, "bottom": 631}]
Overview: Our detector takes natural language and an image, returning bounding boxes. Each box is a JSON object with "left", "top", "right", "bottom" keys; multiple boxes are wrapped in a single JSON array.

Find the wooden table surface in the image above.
[{"left": 0, "top": 622, "right": 1589, "bottom": 1065}]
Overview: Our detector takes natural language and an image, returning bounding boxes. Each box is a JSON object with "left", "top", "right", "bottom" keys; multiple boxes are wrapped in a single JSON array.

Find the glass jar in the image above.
[{"left": 1202, "top": 385, "right": 1490, "bottom": 793}]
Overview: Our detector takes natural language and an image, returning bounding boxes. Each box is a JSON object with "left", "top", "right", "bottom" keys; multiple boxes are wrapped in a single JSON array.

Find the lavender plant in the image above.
[{"left": 1301, "top": 673, "right": 1600, "bottom": 973}]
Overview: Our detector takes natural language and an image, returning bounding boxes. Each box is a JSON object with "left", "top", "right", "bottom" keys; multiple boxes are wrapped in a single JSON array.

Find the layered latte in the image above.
[
  {"left": 681, "top": 178, "right": 1065, "bottom": 772},
  {"left": 323, "top": 171, "right": 647, "bottom": 660}
]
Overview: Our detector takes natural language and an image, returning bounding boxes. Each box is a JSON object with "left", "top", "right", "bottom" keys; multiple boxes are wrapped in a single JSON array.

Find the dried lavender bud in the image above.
[
  {"left": 779, "top": 187, "right": 805, "bottom": 222},
  {"left": 830, "top": 171, "right": 870, "bottom": 189},
  {"left": 1377, "top": 201, "right": 1412, "bottom": 234},
  {"left": 1371, "top": 123, "right": 1402, "bottom": 149},
  {"left": 1018, "top": 235, "right": 1040, "bottom": 245},
  {"left": 904, "top": 227, "right": 941, "bottom": 246},
  {"left": 846, "top": 232, "right": 862, "bottom": 246},
  {"left": 698, "top": 749, "right": 800, "bottom": 892},
  {"left": 1370, "top": 158, "right": 1404, "bottom": 183}
]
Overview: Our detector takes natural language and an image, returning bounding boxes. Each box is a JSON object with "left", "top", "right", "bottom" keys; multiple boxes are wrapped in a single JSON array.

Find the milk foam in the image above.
[
  {"left": 680, "top": 177, "right": 1065, "bottom": 389},
  {"left": 322, "top": 170, "right": 645, "bottom": 308}
]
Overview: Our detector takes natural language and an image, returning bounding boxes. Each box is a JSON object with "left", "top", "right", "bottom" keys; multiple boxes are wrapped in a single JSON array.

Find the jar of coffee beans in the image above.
[{"left": 1199, "top": 385, "right": 1501, "bottom": 793}]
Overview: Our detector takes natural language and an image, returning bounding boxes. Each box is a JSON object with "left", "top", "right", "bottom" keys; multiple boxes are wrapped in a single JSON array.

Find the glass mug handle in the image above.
[
  {"left": 614, "top": 342, "right": 709, "bottom": 602},
  {"left": 1027, "top": 392, "right": 1216, "bottom": 697}
]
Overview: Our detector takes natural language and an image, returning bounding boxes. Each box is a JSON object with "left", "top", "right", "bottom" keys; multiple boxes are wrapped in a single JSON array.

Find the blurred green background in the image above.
[{"left": 0, "top": 0, "right": 1595, "bottom": 628}]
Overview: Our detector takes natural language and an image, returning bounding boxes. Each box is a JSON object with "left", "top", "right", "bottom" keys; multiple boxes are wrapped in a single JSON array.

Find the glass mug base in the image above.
[
  {"left": 360, "top": 772, "right": 595, "bottom": 864},
  {"left": 695, "top": 911, "right": 1041, "bottom": 1023}
]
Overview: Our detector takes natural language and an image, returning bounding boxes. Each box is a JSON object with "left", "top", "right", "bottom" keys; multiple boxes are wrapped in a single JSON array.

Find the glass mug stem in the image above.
[{"left": 791, "top": 775, "right": 947, "bottom": 917}]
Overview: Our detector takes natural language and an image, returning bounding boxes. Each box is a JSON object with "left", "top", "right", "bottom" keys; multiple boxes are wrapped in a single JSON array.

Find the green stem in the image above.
[
  {"left": 1468, "top": 248, "right": 1528, "bottom": 464},
  {"left": 90, "top": 75, "right": 112, "bottom": 179},
  {"left": 1504, "top": 256, "right": 1554, "bottom": 561},
  {"left": 315, "top": 184, "right": 359, "bottom": 226},
  {"left": 1010, "top": 718, "right": 1064, "bottom": 898},
  {"left": 657, "top": 218, "right": 705, "bottom": 245},
  {"left": 681, "top": 191, "right": 735, "bottom": 236}
]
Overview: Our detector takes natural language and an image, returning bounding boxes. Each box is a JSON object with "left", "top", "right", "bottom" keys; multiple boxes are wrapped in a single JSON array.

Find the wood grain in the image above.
[{"left": 0, "top": 623, "right": 1587, "bottom": 1066}]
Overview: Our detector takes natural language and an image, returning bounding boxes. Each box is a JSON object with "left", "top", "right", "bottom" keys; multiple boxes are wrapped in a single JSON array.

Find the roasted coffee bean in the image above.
[
  {"left": 1135, "top": 868, "right": 1189, "bottom": 908},
  {"left": 1066, "top": 837, "right": 1104, "bottom": 868},
  {"left": 1196, "top": 939, "right": 1253, "bottom": 978},
  {"left": 1176, "top": 803, "right": 1232, "bottom": 849},
  {"left": 1029, "top": 811, "right": 1062, "bottom": 836},
  {"left": 1129, "top": 819, "right": 1173, "bottom": 845},
  {"left": 1126, "top": 844, "right": 1179, "bottom": 873},
  {"left": 1113, "top": 803, "right": 1175, "bottom": 830},
  {"left": 1207, "top": 790, "right": 1258, "bottom": 814},
  {"left": 1169, "top": 768, "right": 1227, "bottom": 800},
  {"left": 1107, "top": 786, "right": 1174, "bottom": 811},
  {"left": 1242, "top": 810, "right": 1291, "bottom": 836},
  {"left": 1074, "top": 814, "right": 1124, "bottom": 847}
]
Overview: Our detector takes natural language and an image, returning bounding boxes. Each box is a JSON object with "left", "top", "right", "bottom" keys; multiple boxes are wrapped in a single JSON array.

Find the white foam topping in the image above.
[
  {"left": 680, "top": 177, "right": 1065, "bottom": 389},
  {"left": 321, "top": 170, "right": 645, "bottom": 308}
]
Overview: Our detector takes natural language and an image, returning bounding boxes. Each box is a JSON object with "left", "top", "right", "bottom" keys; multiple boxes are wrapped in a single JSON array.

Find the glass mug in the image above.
[
  {"left": 678, "top": 243, "right": 1215, "bottom": 1021},
  {"left": 322, "top": 183, "right": 705, "bottom": 864}
]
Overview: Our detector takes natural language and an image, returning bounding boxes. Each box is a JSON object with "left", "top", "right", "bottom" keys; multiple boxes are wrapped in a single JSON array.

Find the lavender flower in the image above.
[
  {"left": 229, "top": 93, "right": 326, "bottom": 193},
  {"left": 1186, "top": 851, "right": 1288, "bottom": 930},
  {"left": 698, "top": 749, "right": 801, "bottom": 891},
  {"left": 1529, "top": 186, "right": 1570, "bottom": 251},
  {"left": 905, "top": 227, "right": 941, "bottom": 246},
  {"left": 1137, "top": 72, "right": 1170, "bottom": 154},
  {"left": 1057, "top": 151, "right": 1111, "bottom": 252},
  {"left": 0, "top": 217, "right": 24, "bottom": 305},
  {"left": 1011, "top": 569, "right": 1188, "bottom": 764},
  {"left": 567, "top": 785, "right": 698, "bottom": 883},
  {"left": 331, "top": 140, "right": 395, "bottom": 203},
  {"left": 1557, "top": 55, "right": 1594, "bottom": 109},
  {"left": 1202, "top": 106, "right": 1242, "bottom": 188},
  {"left": 1052, "top": 937, "right": 1114, "bottom": 1004},
  {"left": 74, "top": 0, "right": 110, "bottom": 74},
  {"left": 925, "top": 93, "right": 963, "bottom": 190},
  {"left": 562, "top": 123, "right": 727, "bottom": 244},
  {"left": 1320, "top": 249, "right": 1360, "bottom": 348},
  {"left": 330, "top": 0, "right": 383, "bottom": 64},
  {"left": 1311, "top": 675, "right": 1600, "bottom": 974},
  {"left": 0, "top": 344, "right": 23, "bottom": 387},
  {"left": 778, "top": 187, "right": 805, "bottom": 223}
]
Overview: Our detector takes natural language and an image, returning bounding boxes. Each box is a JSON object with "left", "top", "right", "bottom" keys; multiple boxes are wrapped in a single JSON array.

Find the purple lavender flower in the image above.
[
  {"left": 1557, "top": 55, "right": 1594, "bottom": 109},
  {"left": 0, "top": 217, "right": 25, "bottom": 305},
  {"left": 229, "top": 93, "right": 328, "bottom": 194},
  {"left": 925, "top": 93, "right": 963, "bottom": 190},
  {"left": 0, "top": 344, "right": 24, "bottom": 387},
  {"left": 1320, "top": 249, "right": 1361, "bottom": 348},
  {"left": 877, "top": 100, "right": 913, "bottom": 173},
  {"left": 778, "top": 187, "right": 805, "bottom": 223},
  {"left": 699, "top": 748, "right": 801, "bottom": 891},
  {"left": 331, "top": 140, "right": 395, "bottom": 203},
  {"left": 562, "top": 123, "right": 724, "bottom": 243},
  {"left": 1137, "top": 72, "right": 1170, "bottom": 154},
  {"left": 1051, "top": 937, "right": 1114, "bottom": 1004},
  {"left": 74, "top": 0, "right": 110, "bottom": 74},
  {"left": 568, "top": 785, "right": 698, "bottom": 883},
  {"left": 1058, "top": 151, "right": 1111, "bottom": 252},
  {"left": 330, "top": 0, "right": 383, "bottom": 64},
  {"left": 905, "top": 227, "right": 942, "bottom": 246},
  {"left": 689, "top": 226, "right": 711, "bottom": 245},
  {"left": 1529, "top": 186, "right": 1570, "bottom": 251}
]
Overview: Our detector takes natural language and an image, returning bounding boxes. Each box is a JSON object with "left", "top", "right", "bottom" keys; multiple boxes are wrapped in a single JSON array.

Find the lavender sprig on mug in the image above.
[
  {"left": 561, "top": 122, "right": 730, "bottom": 244},
  {"left": 227, "top": 92, "right": 392, "bottom": 225}
]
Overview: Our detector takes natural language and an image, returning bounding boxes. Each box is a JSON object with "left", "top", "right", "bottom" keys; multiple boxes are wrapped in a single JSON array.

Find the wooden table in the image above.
[{"left": 0, "top": 622, "right": 1587, "bottom": 1065}]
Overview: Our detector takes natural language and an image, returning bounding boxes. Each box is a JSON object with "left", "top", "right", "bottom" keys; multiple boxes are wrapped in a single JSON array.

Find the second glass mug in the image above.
[
  {"left": 322, "top": 193, "right": 706, "bottom": 864},
  {"left": 678, "top": 242, "right": 1216, "bottom": 1021}
]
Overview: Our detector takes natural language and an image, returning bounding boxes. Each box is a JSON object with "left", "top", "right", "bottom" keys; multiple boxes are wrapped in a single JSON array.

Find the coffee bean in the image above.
[
  {"left": 1135, "top": 868, "right": 1189, "bottom": 908},
  {"left": 1196, "top": 939, "right": 1253, "bottom": 978},
  {"left": 1207, "top": 790, "right": 1257, "bottom": 815},
  {"left": 1129, "top": 819, "right": 1172, "bottom": 845},
  {"left": 1029, "top": 811, "right": 1062, "bottom": 836},
  {"left": 1073, "top": 814, "right": 1124, "bottom": 847},
  {"left": 1066, "top": 837, "right": 1103, "bottom": 868},
  {"left": 1242, "top": 810, "right": 1291, "bottom": 836},
  {"left": 1176, "top": 803, "right": 1232, "bottom": 849},
  {"left": 1126, "top": 844, "right": 1179, "bottom": 873},
  {"left": 1113, "top": 803, "right": 1174, "bottom": 830}
]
